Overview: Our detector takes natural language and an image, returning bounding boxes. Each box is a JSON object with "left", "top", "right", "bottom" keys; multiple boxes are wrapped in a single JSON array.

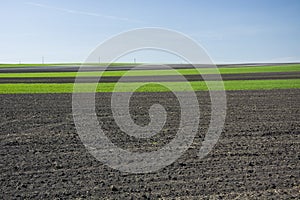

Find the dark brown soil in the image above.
[{"left": 1, "top": 90, "right": 300, "bottom": 199}]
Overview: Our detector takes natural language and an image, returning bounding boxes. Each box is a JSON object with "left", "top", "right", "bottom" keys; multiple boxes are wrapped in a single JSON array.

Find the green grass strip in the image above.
[
  {"left": 0, "top": 65, "right": 299, "bottom": 78},
  {"left": 0, "top": 79, "right": 299, "bottom": 94}
]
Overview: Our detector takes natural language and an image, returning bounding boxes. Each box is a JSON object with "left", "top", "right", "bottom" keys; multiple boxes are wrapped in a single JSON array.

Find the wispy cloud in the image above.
[
  {"left": 26, "top": 2, "right": 141, "bottom": 23},
  {"left": 190, "top": 31, "right": 224, "bottom": 41}
]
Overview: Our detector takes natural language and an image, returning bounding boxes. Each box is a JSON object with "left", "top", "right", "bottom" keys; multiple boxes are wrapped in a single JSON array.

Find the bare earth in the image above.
[{"left": 1, "top": 90, "right": 300, "bottom": 199}]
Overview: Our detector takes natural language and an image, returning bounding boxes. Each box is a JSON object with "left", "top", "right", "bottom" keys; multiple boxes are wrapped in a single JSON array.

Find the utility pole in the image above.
[
  {"left": 134, "top": 58, "right": 136, "bottom": 64},
  {"left": 98, "top": 56, "right": 101, "bottom": 64}
]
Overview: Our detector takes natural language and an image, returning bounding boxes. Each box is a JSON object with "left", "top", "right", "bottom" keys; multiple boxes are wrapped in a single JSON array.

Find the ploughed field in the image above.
[{"left": 1, "top": 89, "right": 299, "bottom": 199}]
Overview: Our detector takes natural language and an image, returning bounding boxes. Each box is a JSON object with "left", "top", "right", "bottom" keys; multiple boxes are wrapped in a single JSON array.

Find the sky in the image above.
[{"left": 1, "top": 0, "right": 300, "bottom": 64}]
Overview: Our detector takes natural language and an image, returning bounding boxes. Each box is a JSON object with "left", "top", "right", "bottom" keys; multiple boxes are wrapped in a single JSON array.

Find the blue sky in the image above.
[{"left": 1, "top": 0, "right": 300, "bottom": 63}]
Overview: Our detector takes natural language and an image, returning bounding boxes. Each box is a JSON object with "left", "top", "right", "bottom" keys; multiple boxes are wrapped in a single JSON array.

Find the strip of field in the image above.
[
  {"left": 0, "top": 79, "right": 300, "bottom": 94},
  {"left": 1, "top": 64, "right": 297, "bottom": 73},
  {"left": 0, "top": 72, "right": 299, "bottom": 83},
  {"left": 0, "top": 65, "right": 299, "bottom": 78}
]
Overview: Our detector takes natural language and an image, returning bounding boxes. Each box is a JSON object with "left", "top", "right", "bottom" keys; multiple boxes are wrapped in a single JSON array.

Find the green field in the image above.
[
  {"left": 0, "top": 64, "right": 299, "bottom": 78},
  {"left": 0, "top": 79, "right": 299, "bottom": 94}
]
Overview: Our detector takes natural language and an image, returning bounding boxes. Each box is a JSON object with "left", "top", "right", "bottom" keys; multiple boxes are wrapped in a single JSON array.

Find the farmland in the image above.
[
  {"left": 1, "top": 63, "right": 300, "bottom": 198},
  {"left": 0, "top": 63, "right": 300, "bottom": 93},
  {"left": 0, "top": 64, "right": 299, "bottom": 78},
  {"left": 0, "top": 79, "right": 300, "bottom": 94}
]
